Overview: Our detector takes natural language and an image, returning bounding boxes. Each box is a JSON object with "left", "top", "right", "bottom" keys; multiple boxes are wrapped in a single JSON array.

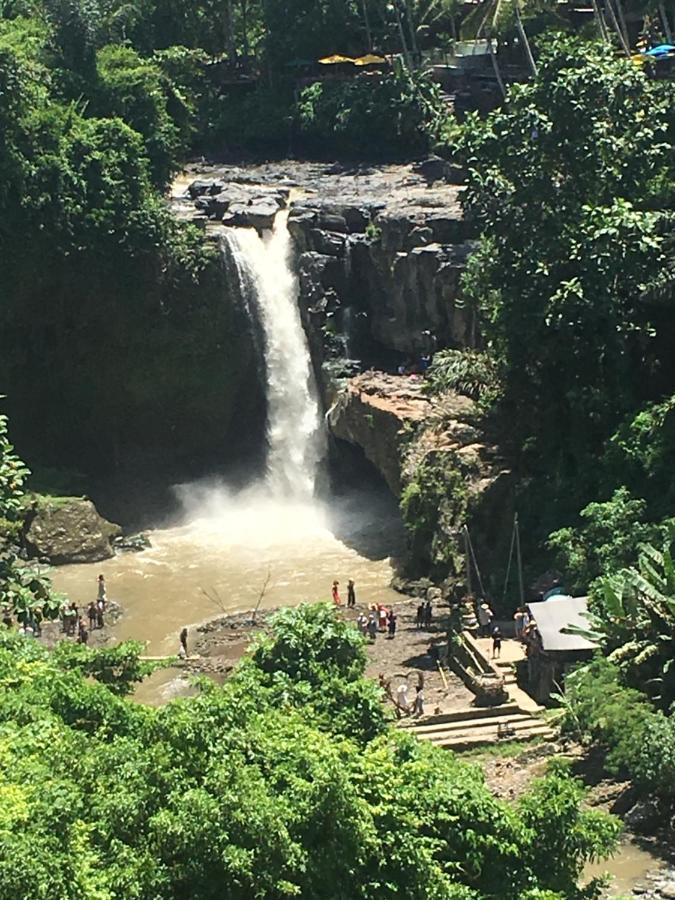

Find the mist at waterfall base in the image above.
[{"left": 51, "top": 211, "right": 404, "bottom": 678}]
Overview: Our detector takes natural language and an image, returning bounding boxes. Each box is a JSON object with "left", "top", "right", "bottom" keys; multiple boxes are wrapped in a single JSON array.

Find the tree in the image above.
[
  {"left": 0, "top": 607, "right": 620, "bottom": 898},
  {"left": 567, "top": 536, "right": 675, "bottom": 709},
  {"left": 460, "top": 36, "right": 673, "bottom": 536}
]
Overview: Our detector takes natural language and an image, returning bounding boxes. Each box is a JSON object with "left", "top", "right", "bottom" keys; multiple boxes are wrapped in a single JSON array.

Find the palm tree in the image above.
[{"left": 566, "top": 538, "right": 675, "bottom": 709}]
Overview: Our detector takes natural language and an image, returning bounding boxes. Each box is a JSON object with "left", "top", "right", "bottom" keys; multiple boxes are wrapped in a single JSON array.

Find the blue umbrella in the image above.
[{"left": 643, "top": 44, "right": 675, "bottom": 58}]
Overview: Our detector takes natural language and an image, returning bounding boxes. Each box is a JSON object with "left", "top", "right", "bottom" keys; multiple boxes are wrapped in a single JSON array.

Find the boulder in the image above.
[
  {"left": 222, "top": 199, "right": 279, "bottom": 231},
  {"left": 23, "top": 497, "right": 122, "bottom": 564},
  {"left": 187, "top": 178, "right": 224, "bottom": 199},
  {"left": 624, "top": 799, "right": 662, "bottom": 834},
  {"left": 412, "top": 155, "right": 454, "bottom": 185}
]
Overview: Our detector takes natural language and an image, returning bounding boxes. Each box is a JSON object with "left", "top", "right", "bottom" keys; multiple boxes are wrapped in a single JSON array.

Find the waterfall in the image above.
[{"left": 222, "top": 211, "right": 325, "bottom": 500}]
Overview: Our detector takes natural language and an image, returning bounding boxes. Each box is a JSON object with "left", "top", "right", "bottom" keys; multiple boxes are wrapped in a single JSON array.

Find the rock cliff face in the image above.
[
  {"left": 329, "top": 372, "right": 512, "bottom": 584},
  {"left": 328, "top": 373, "right": 430, "bottom": 496},
  {"left": 287, "top": 165, "right": 477, "bottom": 362}
]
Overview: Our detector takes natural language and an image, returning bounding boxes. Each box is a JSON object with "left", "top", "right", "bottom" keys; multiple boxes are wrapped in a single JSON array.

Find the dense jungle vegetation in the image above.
[
  {"left": 0, "top": 599, "right": 621, "bottom": 899},
  {"left": 1, "top": 0, "right": 675, "bottom": 892}
]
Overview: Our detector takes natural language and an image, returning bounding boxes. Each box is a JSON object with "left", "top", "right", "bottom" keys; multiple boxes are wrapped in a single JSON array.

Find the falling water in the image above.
[{"left": 222, "top": 211, "right": 325, "bottom": 500}]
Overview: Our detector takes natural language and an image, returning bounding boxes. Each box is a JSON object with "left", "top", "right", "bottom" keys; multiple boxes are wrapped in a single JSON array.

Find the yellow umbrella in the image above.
[
  {"left": 318, "top": 54, "right": 355, "bottom": 65},
  {"left": 353, "top": 53, "right": 387, "bottom": 66}
]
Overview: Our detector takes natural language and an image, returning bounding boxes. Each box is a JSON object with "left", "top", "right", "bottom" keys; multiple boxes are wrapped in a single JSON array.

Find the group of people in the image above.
[
  {"left": 62, "top": 574, "right": 108, "bottom": 644},
  {"left": 331, "top": 579, "right": 357, "bottom": 608},
  {"left": 356, "top": 604, "right": 397, "bottom": 641},
  {"left": 379, "top": 671, "right": 426, "bottom": 718},
  {"left": 415, "top": 600, "right": 434, "bottom": 629}
]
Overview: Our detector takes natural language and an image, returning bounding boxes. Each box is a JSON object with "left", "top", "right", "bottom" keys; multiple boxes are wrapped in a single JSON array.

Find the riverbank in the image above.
[{"left": 184, "top": 596, "right": 472, "bottom": 714}]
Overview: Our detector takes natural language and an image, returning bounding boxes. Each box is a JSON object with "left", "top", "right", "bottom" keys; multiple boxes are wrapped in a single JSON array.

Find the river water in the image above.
[{"left": 51, "top": 487, "right": 404, "bottom": 657}]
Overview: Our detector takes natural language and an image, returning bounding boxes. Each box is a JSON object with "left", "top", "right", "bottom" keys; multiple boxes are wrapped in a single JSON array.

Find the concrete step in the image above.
[
  {"left": 400, "top": 701, "right": 522, "bottom": 728},
  {"left": 409, "top": 711, "right": 536, "bottom": 737},
  {"left": 423, "top": 719, "right": 552, "bottom": 746},
  {"left": 434, "top": 724, "right": 555, "bottom": 752}
]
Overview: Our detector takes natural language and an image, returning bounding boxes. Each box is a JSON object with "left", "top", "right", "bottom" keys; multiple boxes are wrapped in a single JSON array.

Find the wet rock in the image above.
[
  {"left": 113, "top": 532, "right": 151, "bottom": 553},
  {"left": 222, "top": 199, "right": 280, "bottom": 231},
  {"left": 23, "top": 498, "right": 121, "bottom": 564},
  {"left": 187, "top": 178, "right": 224, "bottom": 199},
  {"left": 625, "top": 799, "right": 662, "bottom": 834},
  {"left": 309, "top": 229, "right": 346, "bottom": 257}
]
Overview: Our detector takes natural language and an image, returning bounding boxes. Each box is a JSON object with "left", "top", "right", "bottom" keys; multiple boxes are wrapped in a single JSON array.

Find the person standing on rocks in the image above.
[
  {"left": 331, "top": 580, "right": 341, "bottom": 606},
  {"left": 367, "top": 614, "right": 377, "bottom": 642},
  {"left": 357, "top": 612, "right": 368, "bottom": 635},
  {"left": 387, "top": 609, "right": 397, "bottom": 639},
  {"left": 78, "top": 617, "right": 89, "bottom": 645},
  {"left": 492, "top": 626, "right": 502, "bottom": 659},
  {"left": 423, "top": 600, "right": 433, "bottom": 629},
  {"left": 478, "top": 602, "right": 494, "bottom": 637},
  {"left": 96, "top": 599, "right": 105, "bottom": 630},
  {"left": 179, "top": 627, "right": 189, "bottom": 658},
  {"left": 347, "top": 579, "right": 356, "bottom": 609},
  {"left": 97, "top": 575, "right": 107, "bottom": 609},
  {"left": 88, "top": 601, "right": 97, "bottom": 632},
  {"left": 413, "top": 684, "right": 425, "bottom": 717},
  {"left": 416, "top": 603, "right": 424, "bottom": 629}
]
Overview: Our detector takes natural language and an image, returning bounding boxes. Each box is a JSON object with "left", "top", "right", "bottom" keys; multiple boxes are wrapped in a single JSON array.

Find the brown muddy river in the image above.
[{"left": 52, "top": 487, "right": 404, "bottom": 658}]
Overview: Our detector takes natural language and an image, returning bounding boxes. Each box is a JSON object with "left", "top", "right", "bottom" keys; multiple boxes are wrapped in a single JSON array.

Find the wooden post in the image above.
[
  {"left": 514, "top": 0, "right": 537, "bottom": 76},
  {"left": 464, "top": 525, "right": 473, "bottom": 596},
  {"left": 515, "top": 513, "right": 525, "bottom": 608},
  {"left": 486, "top": 34, "right": 506, "bottom": 99}
]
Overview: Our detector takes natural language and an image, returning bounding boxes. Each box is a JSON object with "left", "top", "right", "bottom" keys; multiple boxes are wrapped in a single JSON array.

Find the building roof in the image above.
[{"left": 526, "top": 595, "right": 597, "bottom": 653}]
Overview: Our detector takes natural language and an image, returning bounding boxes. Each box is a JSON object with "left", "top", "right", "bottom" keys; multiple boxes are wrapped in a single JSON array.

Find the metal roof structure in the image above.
[{"left": 526, "top": 595, "right": 597, "bottom": 653}]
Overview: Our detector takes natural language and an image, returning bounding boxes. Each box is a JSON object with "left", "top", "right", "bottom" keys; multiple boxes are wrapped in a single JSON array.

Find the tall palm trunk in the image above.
[{"left": 514, "top": 0, "right": 537, "bottom": 75}]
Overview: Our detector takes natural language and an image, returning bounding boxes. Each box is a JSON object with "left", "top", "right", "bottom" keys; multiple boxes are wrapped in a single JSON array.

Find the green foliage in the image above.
[
  {"left": 547, "top": 487, "right": 670, "bottom": 593},
  {"left": 562, "top": 658, "right": 654, "bottom": 776},
  {"left": 0, "top": 411, "right": 30, "bottom": 521},
  {"left": 425, "top": 348, "right": 501, "bottom": 405},
  {"left": 297, "top": 66, "right": 450, "bottom": 158},
  {"left": 518, "top": 760, "right": 621, "bottom": 896},
  {"left": 0, "top": 606, "right": 620, "bottom": 898},
  {"left": 95, "top": 44, "right": 191, "bottom": 186},
  {"left": 246, "top": 602, "right": 387, "bottom": 743},
  {"left": 563, "top": 657, "right": 675, "bottom": 803},
  {"left": 460, "top": 34, "right": 673, "bottom": 512},
  {"left": 584, "top": 537, "right": 675, "bottom": 708},
  {"left": 52, "top": 639, "right": 156, "bottom": 695}
]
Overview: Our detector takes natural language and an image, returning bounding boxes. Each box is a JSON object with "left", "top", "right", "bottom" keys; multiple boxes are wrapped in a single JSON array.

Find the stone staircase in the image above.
[
  {"left": 402, "top": 651, "right": 554, "bottom": 752},
  {"left": 402, "top": 701, "right": 554, "bottom": 752}
]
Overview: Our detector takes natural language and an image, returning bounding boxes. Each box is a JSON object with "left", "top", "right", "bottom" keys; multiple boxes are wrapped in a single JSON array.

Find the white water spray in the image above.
[{"left": 223, "top": 211, "right": 325, "bottom": 501}]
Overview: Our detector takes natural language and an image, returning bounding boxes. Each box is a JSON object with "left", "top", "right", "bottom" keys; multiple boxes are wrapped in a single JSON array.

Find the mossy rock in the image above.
[{"left": 22, "top": 497, "right": 121, "bottom": 564}]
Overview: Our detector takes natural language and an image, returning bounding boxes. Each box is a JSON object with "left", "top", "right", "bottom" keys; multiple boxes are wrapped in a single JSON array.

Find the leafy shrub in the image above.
[
  {"left": 563, "top": 657, "right": 675, "bottom": 805},
  {"left": 547, "top": 487, "right": 669, "bottom": 593},
  {"left": 425, "top": 348, "right": 500, "bottom": 404},
  {"left": 297, "top": 66, "right": 450, "bottom": 158}
]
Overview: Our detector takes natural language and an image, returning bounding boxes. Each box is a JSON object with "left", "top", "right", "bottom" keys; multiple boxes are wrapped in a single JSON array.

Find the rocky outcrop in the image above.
[
  {"left": 329, "top": 371, "right": 512, "bottom": 583},
  {"left": 23, "top": 497, "right": 122, "bottom": 564},
  {"left": 288, "top": 170, "right": 476, "bottom": 361},
  {"left": 328, "top": 372, "right": 430, "bottom": 496}
]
